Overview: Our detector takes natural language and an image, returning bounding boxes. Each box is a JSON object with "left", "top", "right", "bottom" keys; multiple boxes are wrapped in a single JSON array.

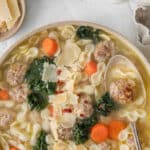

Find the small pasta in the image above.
[
  {"left": 10, "top": 124, "right": 30, "bottom": 141},
  {"left": 119, "top": 144, "right": 129, "bottom": 150},
  {"left": 24, "top": 47, "right": 39, "bottom": 62},
  {"left": 119, "top": 108, "right": 146, "bottom": 122},
  {"left": 58, "top": 25, "right": 76, "bottom": 39},
  {"left": 75, "top": 84, "right": 95, "bottom": 95},
  {"left": 56, "top": 40, "right": 81, "bottom": 66},
  {"left": 30, "top": 123, "right": 41, "bottom": 145},
  {"left": 17, "top": 103, "right": 28, "bottom": 122},
  {"left": 49, "top": 31, "right": 61, "bottom": 56},
  {"left": 90, "top": 62, "right": 106, "bottom": 86},
  {"left": 0, "top": 101, "right": 15, "bottom": 108},
  {"left": 28, "top": 35, "right": 40, "bottom": 46},
  {"left": 118, "top": 128, "right": 129, "bottom": 141},
  {"left": 0, "top": 132, "right": 12, "bottom": 150},
  {"left": 76, "top": 39, "right": 92, "bottom": 46}
]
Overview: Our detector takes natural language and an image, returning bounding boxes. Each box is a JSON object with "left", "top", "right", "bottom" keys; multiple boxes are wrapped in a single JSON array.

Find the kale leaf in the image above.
[
  {"left": 76, "top": 26, "right": 101, "bottom": 44},
  {"left": 73, "top": 121, "right": 89, "bottom": 145},
  {"left": 28, "top": 92, "right": 48, "bottom": 111},
  {"left": 28, "top": 79, "right": 56, "bottom": 96},
  {"left": 25, "top": 56, "right": 54, "bottom": 83},
  {"left": 73, "top": 112, "right": 98, "bottom": 145},
  {"left": 25, "top": 56, "right": 56, "bottom": 95},
  {"left": 95, "top": 92, "right": 117, "bottom": 116},
  {"left": 25, "top": 56, "right": 57, "bottom": 111},
  {"left": 33, "top": 130, "right": 48, "bottom": 150}
]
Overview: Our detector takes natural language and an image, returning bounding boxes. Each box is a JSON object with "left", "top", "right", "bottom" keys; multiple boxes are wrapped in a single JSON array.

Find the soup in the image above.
[{"left": 0, "top": 24, "right": 150, "bottom": 150}]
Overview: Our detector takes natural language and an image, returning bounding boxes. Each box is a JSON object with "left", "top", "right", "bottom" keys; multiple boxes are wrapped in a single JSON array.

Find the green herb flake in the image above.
[
  {"left": 76, "top": 26, "right": 101, "bottom": 44},
  {"left": 73, "top": 112, "right": 98, "bottom": 145},
  {"left": 25, "top": 56, "right": 57, "bottom": 111},
  {"left": 95, "top": 92, "right": 118, "bottom": 116},
  {"left": 27, "top": 92, "right": 48, "bottom": 111},
  {"left": 33, "top": 130, "right": 48, "bottom": 150}
]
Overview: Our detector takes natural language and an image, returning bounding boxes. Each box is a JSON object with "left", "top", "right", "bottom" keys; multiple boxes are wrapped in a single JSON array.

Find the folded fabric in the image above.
[{"left": 130, "top": 0, "right": 150, "bottom": 47}]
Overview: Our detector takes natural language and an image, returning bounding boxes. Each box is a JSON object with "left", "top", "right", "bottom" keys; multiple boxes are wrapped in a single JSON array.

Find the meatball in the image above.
[
  {"left": 109, "top": 79, "right": 136, "bottom": 104},
  {"left": 57, "top": 125, "right": 73, "bottom": 140},
  {"left": 6, "top": 63, "right": 27, "bottom": 86},
  {"left": 74, "top": 95, "right": 93, "bottom": 119},
  {"left": 94, "top": 41, "right": 115, "bottom": 62},
  {"left": 9, "top": 84, "right": 29, "bottom": 103},
  {"left": 0, "top": 109, "right": 14, "bottom": 129}
]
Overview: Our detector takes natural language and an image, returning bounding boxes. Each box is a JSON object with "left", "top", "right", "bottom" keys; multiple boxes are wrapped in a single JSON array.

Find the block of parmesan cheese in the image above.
[
  {"left": 0, "top": 0, "right": 12, "bottom": 21},
  {"left": 6, "top": 0, "right": 21, "bottom": 29}
]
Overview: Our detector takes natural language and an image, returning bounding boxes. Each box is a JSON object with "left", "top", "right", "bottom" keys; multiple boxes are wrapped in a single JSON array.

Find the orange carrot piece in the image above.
[
  {"left": 0, "top": 89, "right": 9, "bottom": 100},
  {"left": 10, "top": 146, "right": 19, "bottom": 150},
  {"left": 108, "top": 120, "right": 126, "bottom": 140},
  {"left": 42, "top": 38, "right": 58, "bottom": 56},
  {"left": 84, "top": 61, "right": 97, "bottom": 75},
  {"left": 48, "top": 105, "right": 54, "bottom": 117},
  {"left": 90, "top": 123, "right": 108, "bottom": 143}
]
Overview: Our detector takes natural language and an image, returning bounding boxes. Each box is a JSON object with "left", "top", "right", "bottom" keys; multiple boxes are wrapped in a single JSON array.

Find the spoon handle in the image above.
[{"left": 130, "top": 122, "right": 142, "bottom": 150}]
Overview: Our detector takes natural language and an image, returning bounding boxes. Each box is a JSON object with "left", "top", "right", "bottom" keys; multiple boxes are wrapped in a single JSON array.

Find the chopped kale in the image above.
[
  {"left": 76, "top": 26, "right": 101, "bottom": 44},
  {"left": 73, "top": 112, "right": 98, "bottom": 145},
  {"left": 25, "top": 56, "right": 54, "bottom": 83},
  {"left": 25, "top": 56, "right": 57, "bottom": 111},
  {"left": 33, "top": 130, "right": 48, "bottom": 150},
  {"left": 95, "top": 92, "right": 117, "bottom": 116},
  {"left": 83, "top": 112, "right": 98, "bottom": 128},
  {"left": 28, "top": 79, "right": 56, "bottom": 96},
  {"left": 73, "top": 121, "right": 89, "bottom": 145},
  {"left": 27, "top": 92, "right": 48, "bottom": 111}
]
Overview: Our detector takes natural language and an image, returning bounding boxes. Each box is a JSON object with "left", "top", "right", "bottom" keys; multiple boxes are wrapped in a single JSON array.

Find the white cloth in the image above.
[{"left": 129, "top": 0, "right": 150, "bottom": 46}]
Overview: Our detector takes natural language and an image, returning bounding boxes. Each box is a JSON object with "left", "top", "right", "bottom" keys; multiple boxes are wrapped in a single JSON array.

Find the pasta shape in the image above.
[
  {"left": 89, "top": 142, "right": 110, "bottom": 150},
  {"left": 118, "top": 128, "right": 129, "bottom": 141},
  {"left": 58, "top": 25, "right": 76, "bottom": 39},
  {"left": 75, "top": 84, "right": 95, "bottom": 95},
  {"left": 119, "top": 144, "right": 129, "bottom": 150},
  {"left": 56, "top": 40, "right": 81, "bottom": 66},
  {"left": 0, "top": 101, "right": 15, "bottom": 108},
  {"left": 49, "top": 31, "right": 61, "bottom": 56},
  {"left": 76, "top": 39, "right": 92, "bottom": 46},
  {"left": 119, "top": 108, "right": 146, "bottom": 122},
  {"left": 90, "top": 62, "right": 106, "bottom": 86},
  {"left": 0, "top": 132, "right": 12, "bottom": 150},
  {"left": 57, "top": 66, "right": 72, "bottom": 81},
  {"left": 30, "top": 123, "right": 41, "bottom": 145},
  {"left": 24, "top": 47, "right": 39, "bottom": 62}
]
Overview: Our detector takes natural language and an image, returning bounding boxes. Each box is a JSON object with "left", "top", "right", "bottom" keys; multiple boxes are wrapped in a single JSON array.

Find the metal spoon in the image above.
[{"left": 130, "top": 122, "right": 142, "bottom": 150}]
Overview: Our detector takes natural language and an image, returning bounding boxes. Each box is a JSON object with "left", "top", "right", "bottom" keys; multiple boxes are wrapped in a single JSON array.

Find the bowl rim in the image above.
[
  {"left": 0, "top": 20, "right": 150, "bottom": 72},
  {"left": 0, "top": 0, "right": 26, "bottom": 42}
]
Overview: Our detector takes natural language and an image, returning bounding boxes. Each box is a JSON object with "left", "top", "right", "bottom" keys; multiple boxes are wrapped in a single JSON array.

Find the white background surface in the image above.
[{"left": 0, "top": 0, "right": 149, "bottom": 61}]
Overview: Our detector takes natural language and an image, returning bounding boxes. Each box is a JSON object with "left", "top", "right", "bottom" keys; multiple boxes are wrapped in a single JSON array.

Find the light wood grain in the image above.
[{"left": 0, "top": 0, "right": 26, "bottom": 42}]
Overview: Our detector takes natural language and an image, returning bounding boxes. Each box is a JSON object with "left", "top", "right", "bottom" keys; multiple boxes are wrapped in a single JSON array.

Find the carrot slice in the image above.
[
  {"left": 90, "top": 123, "right": 108, "bottom": 143},
  {"left": 48, "top": 105, "right": 53, "bottom": 117},
  {"left": 42, "top": 38, "right": 58, "bottom": 56},
  {"left": 0, "top": 89, "right": 9, "bottom": 100},
  {"left": 10, "top": 146, "right": 19, "bottom": 150},
  {"left": 84, "top": 61, "right": 97, "bottom": 75},
  {"left": 108, "top": 120, "right": 126, "bottom": 140}
]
